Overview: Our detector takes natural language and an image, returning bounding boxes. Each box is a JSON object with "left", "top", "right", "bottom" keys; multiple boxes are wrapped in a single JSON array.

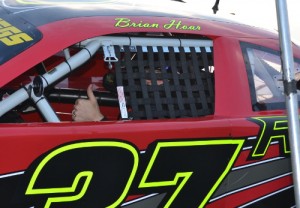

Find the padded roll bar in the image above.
[{"left": 0, "top": 40, "right": 101, "bottom": 122}]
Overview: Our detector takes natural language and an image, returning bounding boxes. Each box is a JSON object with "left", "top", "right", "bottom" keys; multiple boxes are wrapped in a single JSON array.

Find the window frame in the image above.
[{"left": 241, "top": 41, "right": 300, "bottom": 111}]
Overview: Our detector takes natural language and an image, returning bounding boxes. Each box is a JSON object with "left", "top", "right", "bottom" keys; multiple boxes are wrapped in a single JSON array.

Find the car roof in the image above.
[
  {"left": 1, "top": 0, "right": 278, "bottom": 36},
  {"left": 0, "top": 0, "right": 282, "bottom": 87}
]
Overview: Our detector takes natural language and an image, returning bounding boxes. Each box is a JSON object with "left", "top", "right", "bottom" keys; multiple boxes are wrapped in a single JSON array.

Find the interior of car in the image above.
[{"left": 0, "top": 33, "right": 215, "bottom": 123}]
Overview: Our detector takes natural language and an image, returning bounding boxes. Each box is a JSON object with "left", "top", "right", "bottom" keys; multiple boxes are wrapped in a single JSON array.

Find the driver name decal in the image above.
[{"left": 114, "top": 18, "right": 201, "bottom": 31}]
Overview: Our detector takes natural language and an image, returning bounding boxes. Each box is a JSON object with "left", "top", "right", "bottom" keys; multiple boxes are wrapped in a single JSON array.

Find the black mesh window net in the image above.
[{"left": 114, "top": 43, "right": 214, "bottom": 120}]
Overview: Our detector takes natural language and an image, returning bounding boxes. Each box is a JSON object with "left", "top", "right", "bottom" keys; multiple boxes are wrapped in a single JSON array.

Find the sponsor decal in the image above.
[
  {"left": 0, "top": 15, "right": 42, "bottom": 65},
  {"left": 248, "top": 116, "right": 290, "bottom": 159},
  {"left": 0, "top": 18, "right": 33, "bottom": 46}
]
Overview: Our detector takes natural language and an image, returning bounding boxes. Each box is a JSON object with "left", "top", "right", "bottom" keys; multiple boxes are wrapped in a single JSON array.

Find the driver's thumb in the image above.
[{"left": 87, "top": 84, "right": 97, "bottom": 103}]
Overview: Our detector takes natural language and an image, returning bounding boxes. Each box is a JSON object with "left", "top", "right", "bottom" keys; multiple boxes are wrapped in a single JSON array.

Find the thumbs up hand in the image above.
[{"left": 72, "top": 84, "right": 105, "bottom": 122}]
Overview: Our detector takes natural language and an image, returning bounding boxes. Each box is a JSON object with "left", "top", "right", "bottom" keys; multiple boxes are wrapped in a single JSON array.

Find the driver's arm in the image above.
[{"left": 72, "top": 84, "right": 106, "bottom": 122}]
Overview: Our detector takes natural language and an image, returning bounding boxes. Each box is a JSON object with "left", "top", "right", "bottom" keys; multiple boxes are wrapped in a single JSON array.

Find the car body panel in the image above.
[{"left": 0, "top": 0, "right": 298, "bottom": 207}]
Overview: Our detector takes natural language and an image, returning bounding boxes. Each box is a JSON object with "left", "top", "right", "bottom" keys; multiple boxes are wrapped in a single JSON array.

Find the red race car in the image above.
[{"left": 0, "top": 1, "right": 299, "bottom": 207}]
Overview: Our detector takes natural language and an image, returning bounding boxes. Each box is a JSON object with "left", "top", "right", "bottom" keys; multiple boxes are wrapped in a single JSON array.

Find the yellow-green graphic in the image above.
[
  {"left": 139, "top": 139, "right": 244, "bottom": 208},
  {"left": 250, "top": 116, "right": 290, "bottom": 158},
  {"left": 26, "top": 141, "right": 139, "bottom": 208},
  {"left": 115, "top": 18, "right": 201, "bottom": 31}
]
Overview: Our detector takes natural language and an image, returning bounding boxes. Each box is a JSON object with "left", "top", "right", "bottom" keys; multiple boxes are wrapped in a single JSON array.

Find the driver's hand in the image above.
[{"left": 72, "top": 84, "right": 105, "bottom": 122}]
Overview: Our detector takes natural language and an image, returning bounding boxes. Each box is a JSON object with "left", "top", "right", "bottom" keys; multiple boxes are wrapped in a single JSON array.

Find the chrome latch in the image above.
[{"left": 102, "top": 41, "right": 118, "bottom": 69}]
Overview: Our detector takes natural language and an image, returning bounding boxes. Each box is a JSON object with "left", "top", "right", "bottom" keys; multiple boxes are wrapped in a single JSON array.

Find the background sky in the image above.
[{"left": 182, "top": 0, "right": 300, "bottom": 45}]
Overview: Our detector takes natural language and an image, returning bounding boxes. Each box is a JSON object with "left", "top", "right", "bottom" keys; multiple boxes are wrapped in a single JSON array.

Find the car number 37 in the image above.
[{"left": 22, "top": 139, "right": 244, "bottom": 208}]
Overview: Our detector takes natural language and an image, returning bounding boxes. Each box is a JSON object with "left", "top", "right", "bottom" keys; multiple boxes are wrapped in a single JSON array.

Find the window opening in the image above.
[
  {"left": 242, "top": 42, "right": 300, "bottom": 110},
  {"left": 112, "top": 39, "right": 214, "bottom": 120}
]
